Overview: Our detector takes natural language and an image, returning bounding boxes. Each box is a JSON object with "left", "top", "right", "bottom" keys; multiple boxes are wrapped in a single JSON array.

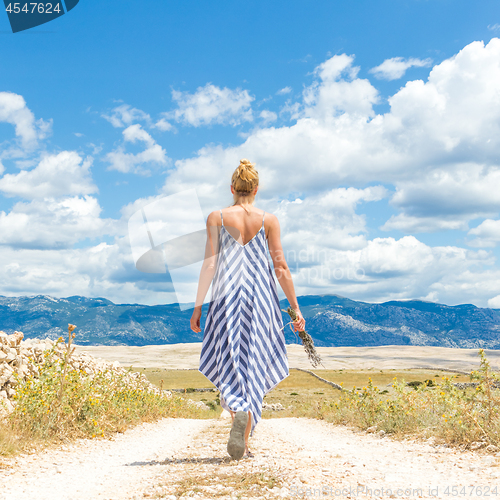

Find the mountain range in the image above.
[{"left": 0, "top": 294, "right": 499, "bottom": 348}]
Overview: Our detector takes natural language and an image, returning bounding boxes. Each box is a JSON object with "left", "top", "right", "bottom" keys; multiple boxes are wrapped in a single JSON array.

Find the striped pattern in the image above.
[{"left": 199, "top": 210, "right": 289, "bottom": 436}]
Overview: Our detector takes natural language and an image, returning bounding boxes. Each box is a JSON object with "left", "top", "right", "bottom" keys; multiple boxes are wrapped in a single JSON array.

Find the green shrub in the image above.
[{"left": 316, "top": 349, "right": 500, "bottom": 448}]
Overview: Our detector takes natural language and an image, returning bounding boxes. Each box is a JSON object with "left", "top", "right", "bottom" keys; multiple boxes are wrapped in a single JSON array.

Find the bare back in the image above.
[
  {"left": 219, "top": 206, "right": 268, "bottom": 246},
  {"left": 204, "top": 205, "right": 282, "bottom": 271},
  {"left": 201, "top": 202, "right": 300, "bottom": 317}
]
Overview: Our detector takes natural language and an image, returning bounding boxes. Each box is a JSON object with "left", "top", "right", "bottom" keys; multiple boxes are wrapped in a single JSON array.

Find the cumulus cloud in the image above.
[
  {"left": 0, "top": 240, "right": 179, "bottom": 305},
  {"left": 105, "top": 124, "right": 168, "bottom": 174},
  {"left": 152, "top": 117, "right": 174, "bottom": 132},
  {"left": 0, "top": 151, "right": 97, "bottom": 199},
  {"left": 143, "top": 38, "right": 500, "bottom": 306},
  {"left": 303, "top": 54, "right": 380, "bottom": 119},
  {"left": 0, "top": 91, "right": 52, "bottom": 153},
  {"left": 285, "top": 234, "right": 499, "bottom": 306},
  {"left": 164, "top": 39, "right": 500, "bottom": 232},
  {"left": 382, "top": 164, "right": 500, "bottom": 233},
  {"left": 488, "top": 295, "right": 500, "bottom": 308},
  {"left": 389, "top": 166, "right": 500, "bottom": 217},
  {"left": 1, "top": 215, "right": 498, "bottom": 307},
  {"left": 467, "top": 219, "right": 500, "bottom": 247},
  {"left": 0, "top": 196, "right": 116, "bottom": 249},
  {"left": 274, "top": 186, "right": 387, "bottom": 253},
  {"left": 101, "top": 103, "right": 151, "bottom": 128},
  {"left": 168, "top": 83, "right": 254, "bottom": 127},
  {"left": 369, "top": 57, "right": 433, "bottom": 80},
  {"left": 4, "top": 39, "right": 500, "bottom": 307}
]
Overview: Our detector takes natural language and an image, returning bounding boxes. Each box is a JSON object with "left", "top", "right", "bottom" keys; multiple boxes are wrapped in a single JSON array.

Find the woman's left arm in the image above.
[{"left": 190, "top": 212, "right": 220, "bottom": 333}]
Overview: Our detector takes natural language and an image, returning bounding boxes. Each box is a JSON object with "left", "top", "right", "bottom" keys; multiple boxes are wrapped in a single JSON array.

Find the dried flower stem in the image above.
[
  {"left": 57, "top": 324, "right": 77, "bottom": 402},
  {"left": 282, "top": 307, "right": 323, "bottom": 368}
]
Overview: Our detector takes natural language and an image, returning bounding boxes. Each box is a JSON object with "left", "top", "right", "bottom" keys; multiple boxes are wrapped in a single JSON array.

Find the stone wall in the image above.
[{"left": 0, "top": 330, "right": 188, "bottom": 416}]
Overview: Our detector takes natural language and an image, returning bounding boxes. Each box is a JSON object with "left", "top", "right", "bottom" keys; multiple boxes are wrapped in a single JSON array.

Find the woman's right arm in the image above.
[
  {"left": 190, "top": 211, "right": 220, "bottom": 333},
  {"left": 267, "top": 214, "right": 305, "bottom": 332}
]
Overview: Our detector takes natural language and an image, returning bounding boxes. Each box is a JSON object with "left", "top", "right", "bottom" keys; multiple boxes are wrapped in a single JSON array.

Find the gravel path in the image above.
[
  {"left": 1, "top": 414, "right": 500, "bottom": 499},
  {"left": 0, "top": 419, "right": 211, "bottom": 500}
]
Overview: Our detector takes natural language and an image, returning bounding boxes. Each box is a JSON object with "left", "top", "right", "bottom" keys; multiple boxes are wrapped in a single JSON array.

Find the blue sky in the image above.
[{"left": 1, "top": 0, "right": 500, "bottom": 308}]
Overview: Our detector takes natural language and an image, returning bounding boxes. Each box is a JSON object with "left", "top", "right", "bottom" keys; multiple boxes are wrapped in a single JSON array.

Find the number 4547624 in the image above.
[{"left": 5, "top": 3, "right": 62, "bottom": 14}]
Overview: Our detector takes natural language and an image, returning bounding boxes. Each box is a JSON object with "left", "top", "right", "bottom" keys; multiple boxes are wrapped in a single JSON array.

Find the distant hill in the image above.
[{"left": 0, "top": 294, "right": 499, "bottom": 348}]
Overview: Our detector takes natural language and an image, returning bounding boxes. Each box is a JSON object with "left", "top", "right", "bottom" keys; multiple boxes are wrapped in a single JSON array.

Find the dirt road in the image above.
[{"left": 2, "top": 413, "right": 499, "bottom": 499}]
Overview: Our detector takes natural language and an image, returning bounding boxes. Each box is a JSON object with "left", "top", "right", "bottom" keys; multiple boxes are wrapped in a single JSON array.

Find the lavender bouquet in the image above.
[{"left": 282, "top": 307, "right": 323, "bottom": 368}]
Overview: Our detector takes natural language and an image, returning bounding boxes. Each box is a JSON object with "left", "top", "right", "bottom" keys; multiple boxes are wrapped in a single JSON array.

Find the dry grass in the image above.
[
  {"left": 135, "top": 366, "right": 476, "bottom": 423},
  {"left": 138, "top": 368, "right": 215, "bottom": 390},
  {"left": 4, "top": 342, "right": 496, "bottom": 458},
  {"left": 163, "top": 469, "right": 283, "bottom": 499},
  {"left": 0, "top": 336, "right": 217, "bottom": 457},
  {"left": 310, "top": 368, "right": 471, "bottom": 391},
  {"left": 313, "top": 349, "right": 500, "bottom": 448}
]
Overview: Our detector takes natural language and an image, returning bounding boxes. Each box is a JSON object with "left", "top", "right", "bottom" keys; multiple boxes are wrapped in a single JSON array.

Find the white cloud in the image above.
[
  {"left": 259, "top": 110, "right": 277, "bottom": 125},
  {"left": 0, "top": 151, "right": 97, "bottom": 199},
  {"left": 369, "top": 57, "right": 433, "bottom": 80},
  {"left": 101, "top": 103, "right": 151, "bottom": 128},
  {"left": 381, "top": 214, "right": 468, "bottom": 233},
  {"left": 164, "top": 39, "right": 500, "bottom": 229},
  {"left": 277, "top": 86, "right": 292, "bottom": 95},
  {"left": 152, "top": 117, "right": 174, "bottom": 132},
  {"left": 0, "top": 196, "right": 116, "bottom": 249},
  {"left": 488, "top": 295, "right": 500, "bottom": 308},
  {"left": 286, "top": 235, "right": 499, "bottom": 306},
  {"left": 303, "top": 54, "right": 380, "bottom": 119},
  {"left": 122, "top": 124, "right": 155, "bottom": 145},
  {"left": 1, "top": 221, "right": 498, "bottom": 307},
  {"left": 313, "top": 54, "right": 359, "bottom": 81},
  {"left": 144, "top": 38, "right": 500, "bottom": 306},
  {"left": 105, "top": 124, "right": 168, "bottom": 174},
  {"left": 0, "top": 240, "right": 179, "bottom": 306},
  {"left": 0, "top": 91, "right": 52, "bottom": 153},
  {"left": 273, "top": 186, "right": 387, "bottom": 252},
  {"left": 467, "top": 219, "right": 500, "bottom": 247},
  {"left": 488, "top": 24, "right": 500, "bottom": 32},
  {"left": 4, "top": 39, "right": 500, "bottom": 307},
  {"left": 382, "top": 164, "right": 500, "bottom": 232},
  {"left": 279, "top": 100, "right": 301, "bottom": 121},
  {"left": 168, "top": 84, "right": 254, "bottom": 127},
  {"left": 389, "top": 166, "right": 500, "bottom": 217}
]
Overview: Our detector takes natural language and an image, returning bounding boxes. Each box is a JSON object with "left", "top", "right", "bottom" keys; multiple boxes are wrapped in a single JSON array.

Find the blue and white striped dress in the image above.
[{"left": 199, "top": 210, "right": 289, "bottom": 435}]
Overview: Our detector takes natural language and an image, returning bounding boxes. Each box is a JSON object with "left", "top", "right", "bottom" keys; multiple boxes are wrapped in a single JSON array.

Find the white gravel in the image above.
[
  {"left": 259, "top": 417, "right": 500, "bottom": 499},
  {"left": 2, "top": 415, "right": 500, "bottom": 500},
  {"left": 0, "top": 418, "right": 211, "bottom": 500}
]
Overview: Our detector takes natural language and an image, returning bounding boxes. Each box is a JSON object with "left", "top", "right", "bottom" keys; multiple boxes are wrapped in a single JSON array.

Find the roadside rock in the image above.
[
  {"left": 0, "top": 330, "right": 172, "bottom": 416},
  {"left": 262, "top": 402, "right": 285, "bottom": 411}
]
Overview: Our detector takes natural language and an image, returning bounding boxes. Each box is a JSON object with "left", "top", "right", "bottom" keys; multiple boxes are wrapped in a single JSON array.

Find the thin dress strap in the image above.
[
  {"left": 262, "top": 211, "right": 265, "bottom": 227},
  {"left": 220, "top": 209, "right": 224, "bottom": 226}
]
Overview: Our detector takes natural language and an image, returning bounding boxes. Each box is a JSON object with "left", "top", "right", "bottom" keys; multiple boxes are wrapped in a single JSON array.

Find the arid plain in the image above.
[{"left": 74, "top": 343, "right": 500, "bottom": 372}]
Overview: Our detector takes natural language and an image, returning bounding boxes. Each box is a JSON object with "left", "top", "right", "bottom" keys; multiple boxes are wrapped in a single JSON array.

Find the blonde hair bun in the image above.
[
  {"left": 239, "top": 158, "right": 254, "bottom": 167},
  {"left": 232, "top": 158, "right": 259, "bottom": 194}
]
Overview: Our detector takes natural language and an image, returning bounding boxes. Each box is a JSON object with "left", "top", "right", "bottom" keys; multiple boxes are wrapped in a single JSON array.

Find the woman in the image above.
[{"left": 190, "top": 158, "right": 305, "bottom": 460}]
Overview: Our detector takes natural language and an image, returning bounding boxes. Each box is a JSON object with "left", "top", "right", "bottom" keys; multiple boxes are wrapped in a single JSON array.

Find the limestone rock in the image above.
[
  {"left": 262, "top": 402, "right": 285, "bottom": 411},
  {"left": 0, "top": 330, "right": 172, "bottom": 415},
  {"left": 470, "top": 441, "right": 486, "bottom": 450}
]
